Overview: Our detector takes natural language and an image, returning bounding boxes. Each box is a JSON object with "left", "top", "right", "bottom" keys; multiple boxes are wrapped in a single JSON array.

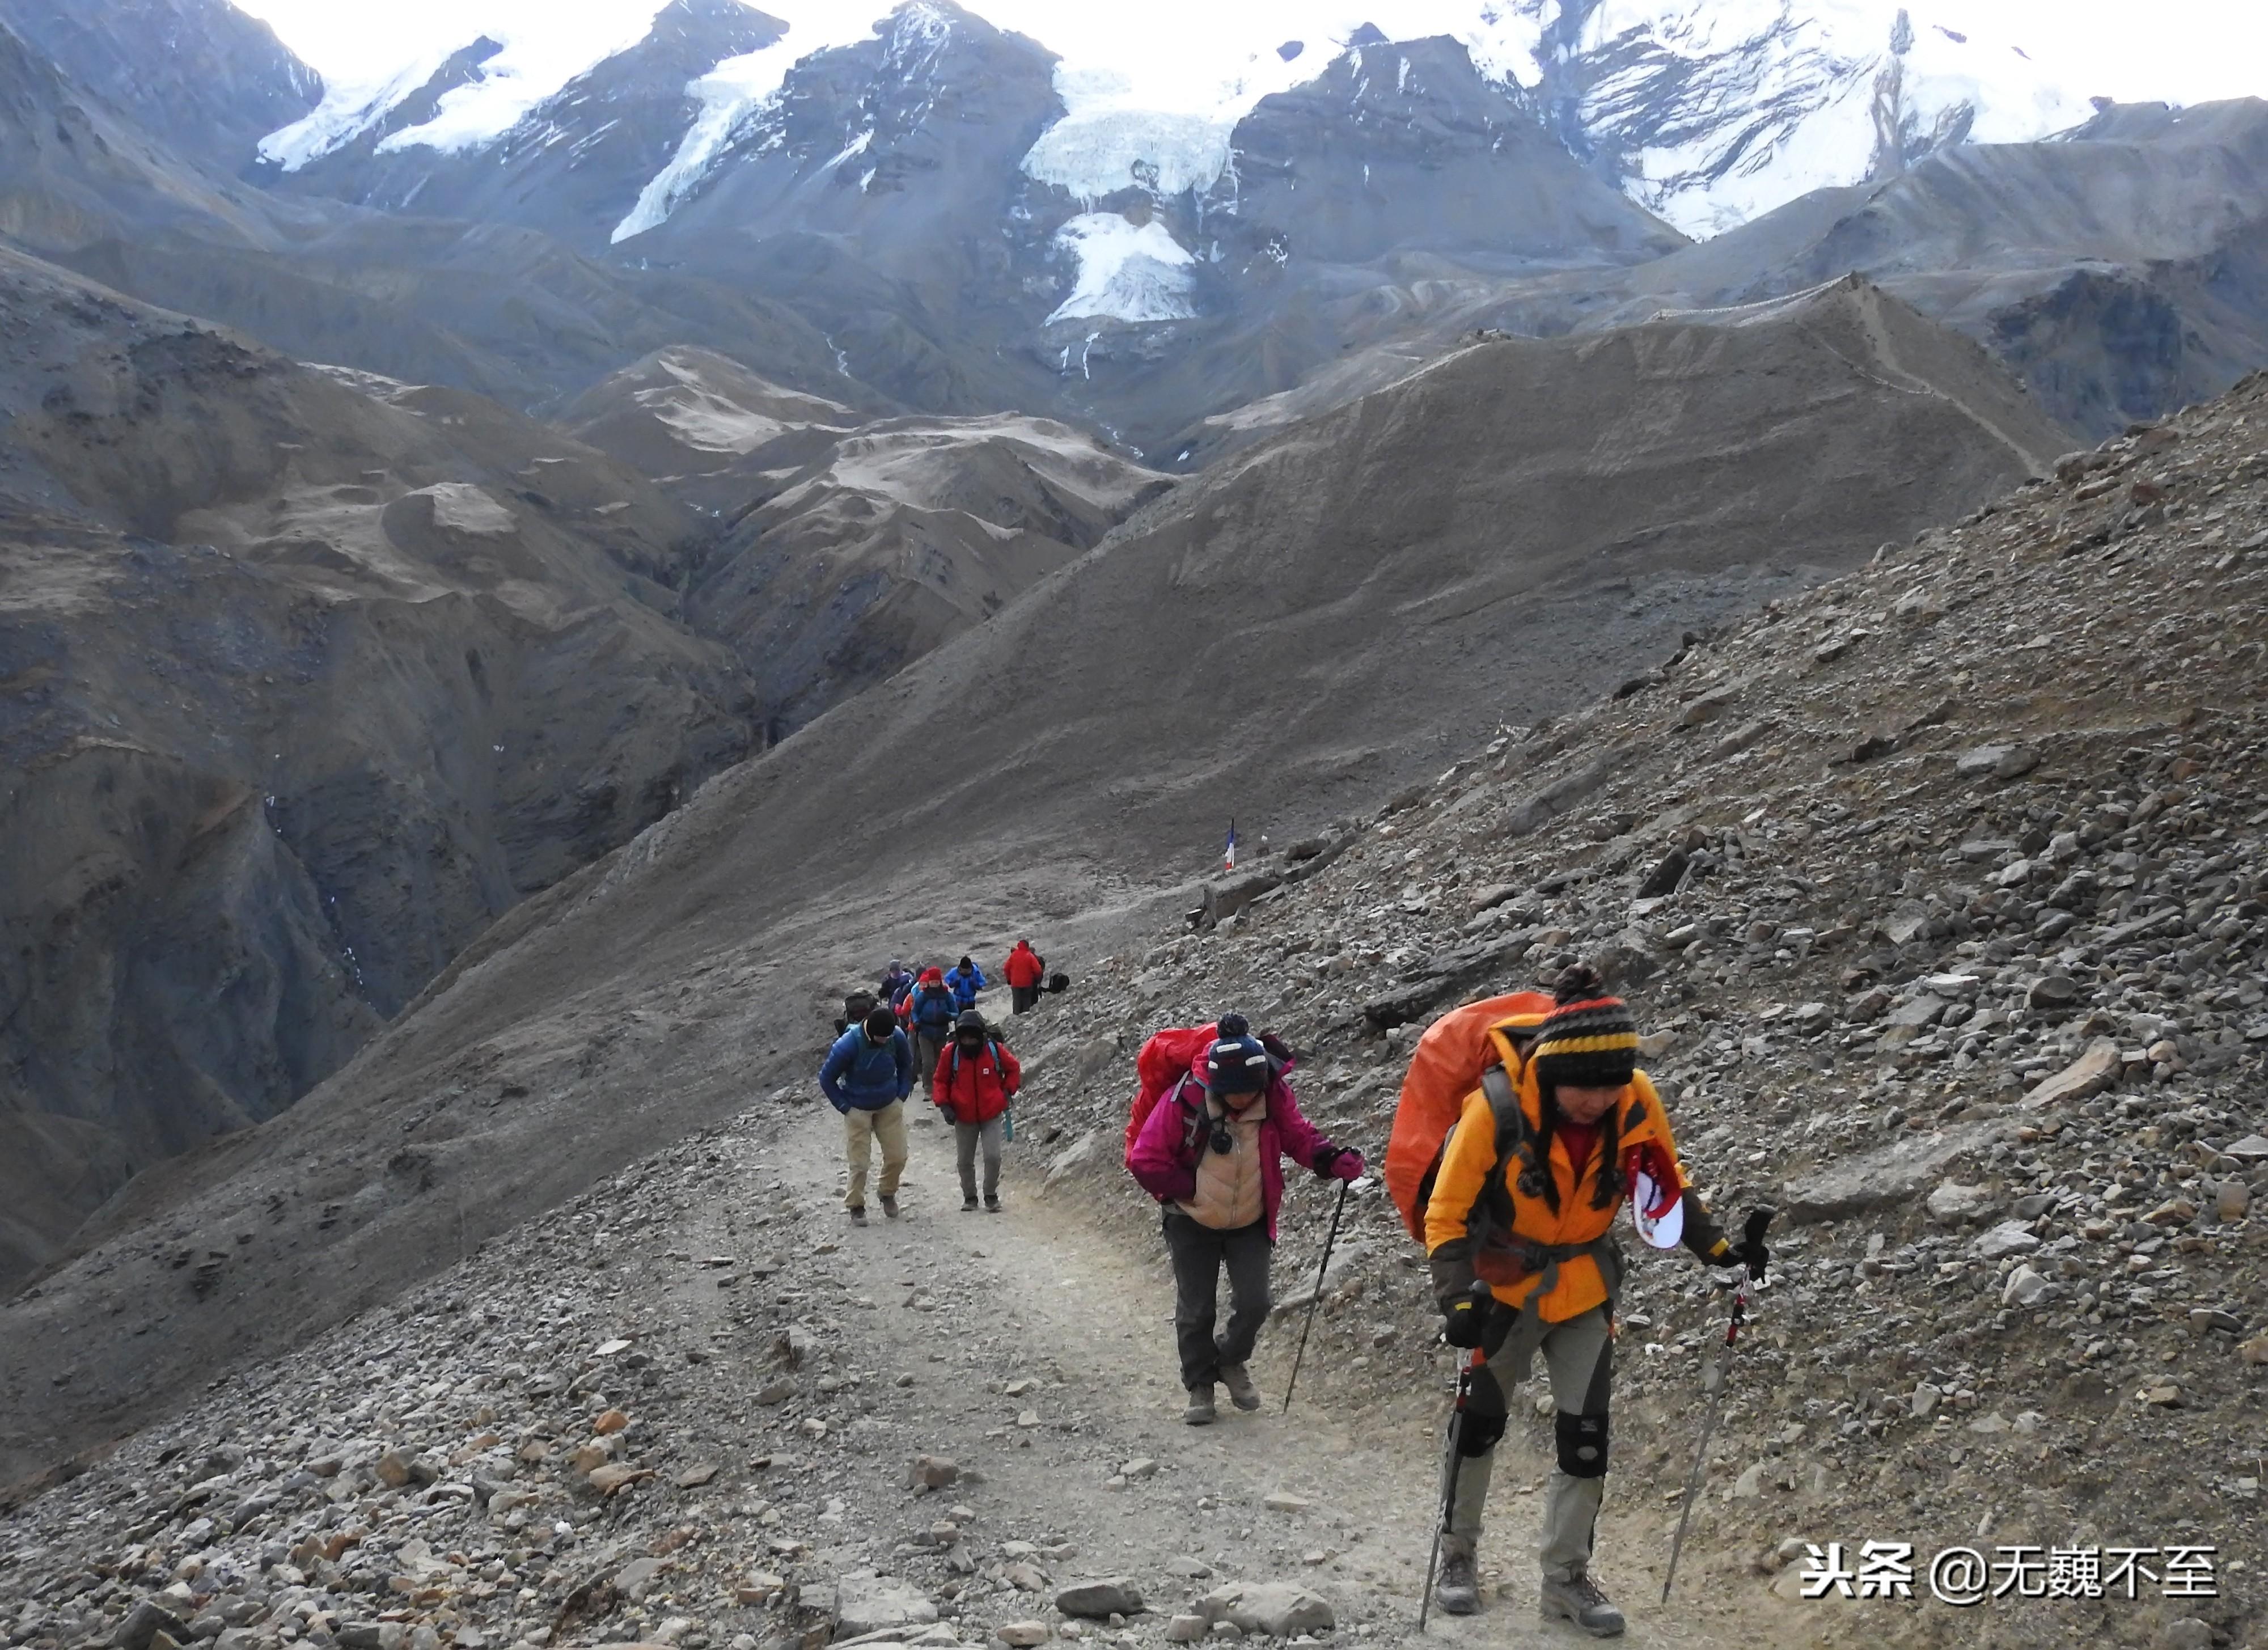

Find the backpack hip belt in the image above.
[{"left": 1476, "top": 1230, "right": 1625, "bottom": 1387}]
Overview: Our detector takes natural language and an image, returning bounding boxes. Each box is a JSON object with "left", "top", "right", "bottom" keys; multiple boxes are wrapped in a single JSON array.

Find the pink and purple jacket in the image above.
[{"left": 1127, "top": 1072, "right": 1345, "bottom": 1241}]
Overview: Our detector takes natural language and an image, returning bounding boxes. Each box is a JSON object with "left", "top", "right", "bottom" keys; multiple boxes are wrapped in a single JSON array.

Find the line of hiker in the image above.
[
  {"left": 1116, "top": 964, "right": 1770, "bottom": 1640},
  {"left": 820, "top": 941, "right": 1059, "bottom": 1225}
]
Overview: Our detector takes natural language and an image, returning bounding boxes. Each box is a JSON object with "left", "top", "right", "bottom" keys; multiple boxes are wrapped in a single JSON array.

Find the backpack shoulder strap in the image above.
[{"left": 1479, "top": 1064, "right": 1527, "bottom": 1160}]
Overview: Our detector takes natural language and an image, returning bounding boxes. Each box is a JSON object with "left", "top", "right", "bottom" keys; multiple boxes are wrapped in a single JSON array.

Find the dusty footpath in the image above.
[{"left": 0, "top": 1080, "right": 1816, "bottom": 1650}]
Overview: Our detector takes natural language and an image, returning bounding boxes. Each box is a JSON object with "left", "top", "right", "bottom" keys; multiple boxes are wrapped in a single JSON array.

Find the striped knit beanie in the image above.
[{"left": 1530, "top": 964, "right": 1638, "bottom": 1091}]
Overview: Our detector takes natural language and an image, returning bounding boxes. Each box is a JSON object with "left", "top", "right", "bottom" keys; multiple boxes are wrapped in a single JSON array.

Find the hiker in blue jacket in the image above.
[
  {"left": 945, "top": 954, "right": 987, "bottom": 1011},
  {"left": 819, "top": 1008, "right": 914, "bottom": 1225}
]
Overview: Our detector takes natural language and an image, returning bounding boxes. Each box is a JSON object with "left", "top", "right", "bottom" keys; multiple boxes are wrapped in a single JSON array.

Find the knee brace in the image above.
[
  {"left": 1457, "top": 1408, "right": 1507, "bottom": 1458},
  {"left": 1457, "top": 1368, "right": 1508, "bottom": 1458},
  {"left": 1555, "top": 1408, "right": 1609, "bottom": 1478}
]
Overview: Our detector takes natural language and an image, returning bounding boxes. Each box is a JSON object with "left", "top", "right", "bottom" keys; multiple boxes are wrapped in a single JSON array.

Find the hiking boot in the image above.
[
  {"left": 1432, "top": 1546, "right": 1480, "bottom": 1616},
  {"left": 1539, "top": 1570, "right": 1624, "bottom": 1638},
  {"left": 984, "top": 1196, "right": 1002, "bottom": 1214},
  {"left": 881, "top": 1196, "right": 899, "bottom": 1220},
  {"left": 1218, "top": 1361, "right": 1261, "bottom": 1411},
  {"left": 847, "top": 1205, "right": 868, "bottom": 1226},
  {"left": 1183, "top": 1385, "right": 1217, "bottom": 1426},
  {"left": 962, "top": 1198, "right": 979, "bottom": 1213}
]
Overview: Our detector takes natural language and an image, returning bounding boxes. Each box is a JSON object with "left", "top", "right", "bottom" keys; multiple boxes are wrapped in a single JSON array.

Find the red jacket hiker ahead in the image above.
[
  {"left": 932, "top": 1035, "right": 1021, "bottom": 1125},
  {"left": 1003, "top": 941, "right": 1045, "bottom": 989}
]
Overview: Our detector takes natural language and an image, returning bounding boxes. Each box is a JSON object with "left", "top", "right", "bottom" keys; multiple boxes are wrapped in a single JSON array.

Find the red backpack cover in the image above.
[
  {"left": 1123, "top": 1025, "right": 1220, "bottom": 1164},
  {"left": 1383, "top": 991, "right": 1556, "bottom": 1241}
]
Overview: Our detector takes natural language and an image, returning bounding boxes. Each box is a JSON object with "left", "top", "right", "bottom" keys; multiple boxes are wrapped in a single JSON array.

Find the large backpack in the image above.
[
  {"left": 1122, "top": 1025, "right": 1222, "bottom": 1164},
  {"left": 1383, "top": 991, "right": 1556, "bottom": 1242}
]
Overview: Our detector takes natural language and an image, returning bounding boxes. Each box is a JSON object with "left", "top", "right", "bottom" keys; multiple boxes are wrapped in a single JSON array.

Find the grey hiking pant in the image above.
[
  {"left": 955, "top": 1118, "right": 1004, "bottom": 1203},
  {"left": 1162, "top": 1209, "right": 1271, "bottom": 1391},
  {"left": 1446, "top": 1304, "right": 1615, "bottom": 1583},
  {"left": 913, "top": 1031, "right": 946, "bottom": 1089}
]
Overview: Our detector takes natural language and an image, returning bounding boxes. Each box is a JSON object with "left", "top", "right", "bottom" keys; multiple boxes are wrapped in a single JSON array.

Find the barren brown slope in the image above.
[
  {"left": 562, "top": 346, "right": 1175, "bottom": 735},
  {"left": 0, "top": 277, "right": 2069, "bottom": 1483},
  {"left": 0, "top": 249, "right": 759, "bottom": 1289}
]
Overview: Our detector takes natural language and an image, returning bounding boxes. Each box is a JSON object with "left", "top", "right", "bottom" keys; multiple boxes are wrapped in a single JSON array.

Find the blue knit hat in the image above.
[{"left": 1204, "top": 1034, "right": 1271, "bottom": 1094}]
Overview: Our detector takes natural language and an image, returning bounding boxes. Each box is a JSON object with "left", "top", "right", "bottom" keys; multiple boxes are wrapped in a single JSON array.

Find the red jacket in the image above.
[
  {"left": 1003, "top": 943, "right": 1045, "bottom": 989},
  {"left": 932, "top": 1036, "right": 1022, "bottom": 1125}
]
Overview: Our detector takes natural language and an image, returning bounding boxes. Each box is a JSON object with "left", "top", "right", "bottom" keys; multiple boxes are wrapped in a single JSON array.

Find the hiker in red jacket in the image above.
[
  {"left": 1003, "top": 940, "right": 1047, "bottom": 1014},
  {"left": 1128, "top": 1024, "right": 1363, "bottom": 1424},
  {"left": 932, "top": 1010, "right": 1021, "bottom": 1212}
]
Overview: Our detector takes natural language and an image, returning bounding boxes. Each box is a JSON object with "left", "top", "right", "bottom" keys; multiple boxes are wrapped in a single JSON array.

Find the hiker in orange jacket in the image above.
[
  {"left": 1003, "top": 940, "right": 1047, "bottom": 1014},
  {"left": 1422, "top": 965, "right": 1763, "bottom": 1632},
  {"left": 932, "top": 1010, "right": 1020, "bottom": 1211}
]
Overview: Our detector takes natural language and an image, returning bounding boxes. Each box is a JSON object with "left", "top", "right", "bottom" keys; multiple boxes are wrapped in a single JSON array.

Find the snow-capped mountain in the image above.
[
  {"left": 255, "top": 0, "right": 785, "bottom": 251},
  {"left": 1523, "top": 0, "right": 2094, "bottom": 235},
  {"left": 246, "top": 0, "right": 2096, "bottom": 247}
]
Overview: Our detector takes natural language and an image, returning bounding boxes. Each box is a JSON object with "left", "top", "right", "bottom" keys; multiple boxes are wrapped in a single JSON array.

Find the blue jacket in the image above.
[
  {"left": 819, "top": 1027, "right": 912, "bottom": 1112},
  {"left": 945, "top": 963, "right": 986, "bottom": 1009},
  {"left": 881, "top": 967, "right": 915, "bottom": 1007},
  {"left": 907, "top": 983, "right": 958, "bottom": 1034}
]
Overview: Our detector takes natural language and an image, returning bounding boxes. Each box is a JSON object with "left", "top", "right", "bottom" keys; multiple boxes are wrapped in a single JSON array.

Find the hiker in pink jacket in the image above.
[{"left": 1128, "top": 1024, "right": 1364, "bottom": 1424}]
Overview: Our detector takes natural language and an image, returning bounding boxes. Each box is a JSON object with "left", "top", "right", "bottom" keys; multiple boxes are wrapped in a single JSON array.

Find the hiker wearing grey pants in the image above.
[
  {"left": 1448, "top": 1305, "right": 1616, "bottom": 1581},
  {"left": 1161, "top": 1209, "right": 1272, "bottom": 1390},
  {"left": 956, "top": 1116, "right": 1005, "bottom": 1204},
  {"left": 931, "top": 1009, "right": 1020, "bottom": 1213}
]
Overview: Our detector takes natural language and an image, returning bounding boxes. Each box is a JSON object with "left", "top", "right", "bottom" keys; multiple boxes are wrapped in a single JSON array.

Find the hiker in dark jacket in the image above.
[
  {"left": 819, "top": 1008, "right": 913, "bottom": 1225},
  {"left": 944, "top": 955, "right": 987, "bottom": 1010},
  {"left": 903, "top": 967, "right": 958, "bottom": 1086},
  {"left": 880, "top": 959, "right": 915, "bottom": 1010}
]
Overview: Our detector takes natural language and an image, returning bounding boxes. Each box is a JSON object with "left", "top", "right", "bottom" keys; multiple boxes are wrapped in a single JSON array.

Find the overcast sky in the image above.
[{"left": 236, "top": 0, "right": 2268, "bottom": 107}]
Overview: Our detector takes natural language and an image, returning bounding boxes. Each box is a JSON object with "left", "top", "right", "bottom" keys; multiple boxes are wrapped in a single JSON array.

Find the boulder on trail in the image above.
[
  {"left": 833, "top": 1573, "right": 938, "bottom": 1638},
  {"left": 1197, "top": 1581, "right": 1335, "bottom": 1636},
  {"left": 1055, "top": 1577, "right": 1144, "bottom": 1618}
]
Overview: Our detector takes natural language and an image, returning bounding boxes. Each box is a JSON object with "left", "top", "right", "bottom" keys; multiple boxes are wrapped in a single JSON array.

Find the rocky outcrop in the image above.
[
  {"left": 0, "top": 0, "right": 319, "bottom": 172},
  {"left": 1201, "top": 32, "right": 1683, "bottom": 272}
]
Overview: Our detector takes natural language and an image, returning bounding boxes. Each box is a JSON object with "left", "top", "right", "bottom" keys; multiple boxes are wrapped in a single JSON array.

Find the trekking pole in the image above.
[
  {"left": 1419, "top": 1280, "right": 1493, "bottom": 1632},
  {"left": 1280, "top": 1177, "right": 1353, "bottom": 1414},
  {"left": 1661, "top": 1207, "right": 1775, "bottom": 1605}
]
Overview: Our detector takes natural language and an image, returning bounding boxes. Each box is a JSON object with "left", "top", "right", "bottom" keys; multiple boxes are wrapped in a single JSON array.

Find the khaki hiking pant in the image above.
[
  {"left": 1446, "top": 1304, "right": 1615, "bottom": 1583},
  {"left": 843, "top": 1101, "right": 908, "bottom": 1211}
]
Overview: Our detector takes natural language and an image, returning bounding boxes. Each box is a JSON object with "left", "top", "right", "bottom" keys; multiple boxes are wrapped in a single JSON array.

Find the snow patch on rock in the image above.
[
  {"left": 256, "top": 48, "right": 458, "bottom": 171},
  {"left": 1047, "top": 215, "right": 1198, "bottom": 325}
]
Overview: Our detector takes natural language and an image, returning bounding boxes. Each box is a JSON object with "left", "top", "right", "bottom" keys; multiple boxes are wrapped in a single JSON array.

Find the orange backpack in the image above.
[
  {"left": 1123, "top": 1025, "right": 1220, "bottom": 1164},
  {"left": 1383, "top": 991, "right": 1556, "bottom": 1241}
]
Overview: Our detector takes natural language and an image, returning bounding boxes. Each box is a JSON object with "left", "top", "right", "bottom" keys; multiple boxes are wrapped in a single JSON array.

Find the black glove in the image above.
[
  {"left": 1442, "top": 1293, "right": 1489, "bottom": 1348},
  {"left": 1704, "top": 1230, "right": 1770, "bottom": 1280}
]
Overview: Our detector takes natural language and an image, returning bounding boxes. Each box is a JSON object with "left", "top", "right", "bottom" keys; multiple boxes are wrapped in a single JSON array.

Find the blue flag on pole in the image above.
[{"left": 1224, "top": 819, "right": 1237, "bottom": 873}]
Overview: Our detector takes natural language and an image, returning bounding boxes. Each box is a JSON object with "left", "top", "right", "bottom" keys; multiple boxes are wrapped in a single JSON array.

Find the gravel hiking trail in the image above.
[{"left": 713, "top": 1091, "right": 1812, "bottom": 1649}]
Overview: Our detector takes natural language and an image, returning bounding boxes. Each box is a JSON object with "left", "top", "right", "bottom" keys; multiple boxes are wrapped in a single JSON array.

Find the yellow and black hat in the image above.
[{"left": 1530, "top": 964, "right": 1638, "bottom": 1091}]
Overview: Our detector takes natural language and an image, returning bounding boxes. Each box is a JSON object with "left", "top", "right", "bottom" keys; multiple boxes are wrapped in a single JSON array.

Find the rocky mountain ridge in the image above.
[
  {"left": 4, "top": 352, "right": 2263, "bottom": 1650},
  {"left": 0, "top": 273, "right": 2068, "bottom": 1479}
]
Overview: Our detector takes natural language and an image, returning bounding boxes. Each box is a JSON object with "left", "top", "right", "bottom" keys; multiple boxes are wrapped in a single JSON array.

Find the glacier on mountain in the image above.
[
  {"left": 1544, "top": 0, "right": 2096, "bottom": 235},
  {"left": 256, "top": 0, "right": 2102, "bottom": 240},
  {"left": 1046, "top": 214, "right": 1199, "bottom": 325},
  {"left": 257, "top": 47, "right": 457, "bottom": 171}
]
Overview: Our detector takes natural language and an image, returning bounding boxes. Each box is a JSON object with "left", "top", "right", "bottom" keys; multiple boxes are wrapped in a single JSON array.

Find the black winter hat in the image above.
[
  {"left": 955, "top": 1009, "right": 987, "bottom": 1035},
  {"left": 1529, "top": 963, "right": 1639, "bottom": 1092},
  {"left": 862, "top": 1008, "right": 898, "bottom": 1039}
]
